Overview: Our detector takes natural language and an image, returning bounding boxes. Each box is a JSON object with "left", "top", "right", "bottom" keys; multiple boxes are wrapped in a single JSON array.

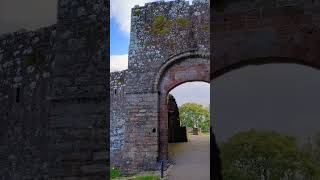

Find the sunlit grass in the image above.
[
  {"left": 111, "top": 167, "right": 121, "bottom": 179},
  {"left": 131, "top": 176, "right": 160, "bottom": 180}
]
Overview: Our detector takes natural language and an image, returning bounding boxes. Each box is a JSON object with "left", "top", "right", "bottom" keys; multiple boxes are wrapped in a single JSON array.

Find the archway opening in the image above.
[
  {"left": 154, "top": 54, "right": 209, "bottom": 178},
  {"left": 212, "top": 63, "right": 320, "bottom": 179},
  {"left": 165, "top": 81, "right": 210, "bottom": 178}
]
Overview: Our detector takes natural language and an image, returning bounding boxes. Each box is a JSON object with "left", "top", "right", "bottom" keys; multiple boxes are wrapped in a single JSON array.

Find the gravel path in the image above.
[{"left": 167, "top": 135, "right": 210, "bottom": 180}]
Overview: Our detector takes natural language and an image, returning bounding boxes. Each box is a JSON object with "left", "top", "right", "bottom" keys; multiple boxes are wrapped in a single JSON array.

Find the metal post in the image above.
[{"left": 161, "top": 160, "right": 164, "bottom": 178}]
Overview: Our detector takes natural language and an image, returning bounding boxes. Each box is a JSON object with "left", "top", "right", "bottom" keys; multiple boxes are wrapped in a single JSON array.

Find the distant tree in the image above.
[
  {"left": 220, "top": 129, "right": 320, "bottom": 180},
  {"left": 303, "top": 133, "right": 320, "bottom": 165},
  {"left": 179, "top": 103, "right": 210, "bottom": 132},
  {"left": 311, "top": 133, "right": 320, "bottom": 162}
]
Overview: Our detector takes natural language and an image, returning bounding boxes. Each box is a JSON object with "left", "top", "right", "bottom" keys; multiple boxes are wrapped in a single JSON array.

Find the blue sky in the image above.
[
  {"left": 110, "top": 0, "right": 195, "bottom": 72},
  {"left": 110, "top": 20, "right": 129, "bottom": 55}
]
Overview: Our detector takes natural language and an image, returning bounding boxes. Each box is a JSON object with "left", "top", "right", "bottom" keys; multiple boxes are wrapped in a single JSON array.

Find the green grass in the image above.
[
  {"left": 131, "top": 176, "right": 160, "bottom": 180},
  {"left": 111, "top": 167, "right": 121, "bottom": 179},
  {"left": 110, "top": 167, "right": 159, "bottom": 180},
  {"left": 202, "top": 132, "right": 210, "bottom": 136}
]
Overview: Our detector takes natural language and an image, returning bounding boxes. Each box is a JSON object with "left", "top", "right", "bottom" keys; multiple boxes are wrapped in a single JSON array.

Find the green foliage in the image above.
[
  {"left": 132, "top": 176, "right": 160, "bottom": 180},
  {"left": 134, "top": 9, "right": 141, "bottom": 17},
  {"left": 313, "top": 133, "right": 320, "bottom": 162},
  {"left": 303, "top": 133, "right": 320, "bottom": 165},
  {"left": 220, "top": 129, "right": 320, "bottom": 180},
  {"left": 151, "top": 15, "right": 173, "bottom": 35},
  {"left": 176, "top": 18, "right": 190, "bottom": 28},
  {"left": 179, "top": 103, "right": 210, "bottom": 132},
  {"left": 110, "top": 167, "right": 121, "bottom": 179}
]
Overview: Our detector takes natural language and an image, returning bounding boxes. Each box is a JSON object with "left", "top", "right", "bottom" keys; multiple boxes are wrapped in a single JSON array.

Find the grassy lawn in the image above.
[
  {"left": 111, "top": 167, "right": 160, "bottom": 180},
  {"left": 111, "top": 168, "right": 121, "bottom": 179},
  {"left": 131, "top": 176, "right": 160, "bottom": 180}
]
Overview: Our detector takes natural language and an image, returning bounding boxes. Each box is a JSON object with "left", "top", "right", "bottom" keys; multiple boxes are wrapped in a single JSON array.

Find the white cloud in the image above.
[
  {"left": 111, "top": 0, "right": 154, "bottom": 34},
  {"left": 110, "top": 54, "right": 128, "bottom": 72},
  {"left": 111, "top": 0, "right": 193, "bottom": 34}
]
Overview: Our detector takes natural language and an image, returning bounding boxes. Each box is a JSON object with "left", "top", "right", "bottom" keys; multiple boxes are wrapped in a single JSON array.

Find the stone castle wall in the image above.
[
  {"left": 0, "top": 26, "right": 56, "bottom": 179},
  {"left": 126, "top": 0, "right": 209, "bottom": 94},
  {"left": 109, "top": 0, "right": 210, "bottom": 173},
  {"left": 108, "top": 0, "right": 320, "bottom": 175},
  {"left": 110, "top": 70, "right": 127, "bottom": 167},
  {"left": 0, "top": 0, "right": 108, "bottom": 179}
]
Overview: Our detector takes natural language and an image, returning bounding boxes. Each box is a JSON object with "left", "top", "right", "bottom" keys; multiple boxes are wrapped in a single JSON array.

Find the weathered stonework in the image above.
[
  {"left": 110, "top": 70, "right": 127, "bottom": 167},
  {"left": 110, "top": 0, "right": 210, "bottom": 173},
  {"left": 212, "top": 0, "right": 320, "bottom": 79},
  {"left": 0, "top": 27, "right": 55, "bottom": 180},
  {"left": 0, "top": 0, "right": 108, "bottom": 179},
  {"left": 167, "top": 94, "right": 187, "bottom": 143}
]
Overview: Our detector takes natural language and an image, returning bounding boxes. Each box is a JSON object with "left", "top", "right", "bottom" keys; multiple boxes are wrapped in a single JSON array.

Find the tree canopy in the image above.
[
  {"left": 220, "top": 129, "right": 320, "bottom": 180},
  {"left": 179, "top": 103, "right": 210, "bottom": 132}
]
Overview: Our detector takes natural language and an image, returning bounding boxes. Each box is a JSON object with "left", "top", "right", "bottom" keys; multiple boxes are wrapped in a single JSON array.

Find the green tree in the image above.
[
  {"left": 310, "top": 133, "right": 320, "bottom": 163},
  {"left": 220, "top": 129, "right": 320, "bottom": 180},
  {"left": 303, "top": 133, "right": 320, "bottom": 166},
  {"left": 179, "top": 103, "right": 210, "bottom": 132}
]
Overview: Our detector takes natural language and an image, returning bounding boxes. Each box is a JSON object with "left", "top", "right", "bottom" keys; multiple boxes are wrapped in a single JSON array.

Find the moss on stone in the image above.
[
  {"left": 134, "top": 9, "right": 142, "bottom": 17},
  {"left": 203, "top": 23, "right": 209, "bottom": 32},
  {"left": 151, "top": 16, "right": 192, "bottom": 35},
  {"left": 151, "top": 15, "right": 173, "bottom": 35},
  {"left": 176, "top": 18, "right": 190, "bottom": 28}
]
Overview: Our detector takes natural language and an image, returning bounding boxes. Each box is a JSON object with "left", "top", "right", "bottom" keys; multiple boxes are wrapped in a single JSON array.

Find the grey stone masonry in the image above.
[
  {"left": 110, "top": 0, "right": 209, "bottom": 173},
  {"left": 0, "top": 0, "right": 108, "bottom": 179},
  {"left": 110, "top": 71, "right": 127, "bottom": 167}
]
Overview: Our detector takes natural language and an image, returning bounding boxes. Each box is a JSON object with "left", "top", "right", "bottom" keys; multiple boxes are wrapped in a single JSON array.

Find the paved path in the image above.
[{"left": 167, "top": 135, "right": 210, "bottom": 180}]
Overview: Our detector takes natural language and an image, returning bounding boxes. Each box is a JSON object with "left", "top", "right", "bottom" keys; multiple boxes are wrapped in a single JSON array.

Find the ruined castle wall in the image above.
[
  {"left": 48, "top": 0, "right": 108, "bottom": 178},
  {"left": 120, "top": 0, "right": 209, "bottom": 172},
  {"left": 126, "top": 0, "right": 209, "bottom": 94},
  {"left": 110, "top": 70, "right": 127, "bottom": 167},
  {"left": 0, "top": 0, "right": 109, "bottom": 179},
  {"left": 0, "top": 27, "right": 55, "bottom": 179}
]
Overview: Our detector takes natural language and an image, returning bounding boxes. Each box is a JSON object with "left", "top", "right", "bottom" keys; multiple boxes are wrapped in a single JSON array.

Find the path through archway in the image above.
[{"left": 166, "top": 82, "right": 210, "bottom": 180}]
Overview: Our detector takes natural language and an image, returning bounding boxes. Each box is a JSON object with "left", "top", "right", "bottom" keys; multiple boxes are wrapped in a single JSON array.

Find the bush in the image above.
[{"left": 110, "top": 167, "right": 121, "bottom": 179}]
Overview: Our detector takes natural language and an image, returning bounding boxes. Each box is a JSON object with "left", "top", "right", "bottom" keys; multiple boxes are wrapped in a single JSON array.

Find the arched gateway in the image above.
[
  {"left": 110, "top": 0, "right": 320, "bottom": 174},
  {"left": 110, "top": 0, "right": 210, "bottom": 172},
  {"left": 156, "top": 51, "right": 210, "bottom": 160}
]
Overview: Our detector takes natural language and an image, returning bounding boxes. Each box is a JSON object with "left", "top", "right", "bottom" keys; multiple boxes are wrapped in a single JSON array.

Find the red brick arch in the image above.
[{"left": 155, "top": 51, "right": 210, "bottom": 160}]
